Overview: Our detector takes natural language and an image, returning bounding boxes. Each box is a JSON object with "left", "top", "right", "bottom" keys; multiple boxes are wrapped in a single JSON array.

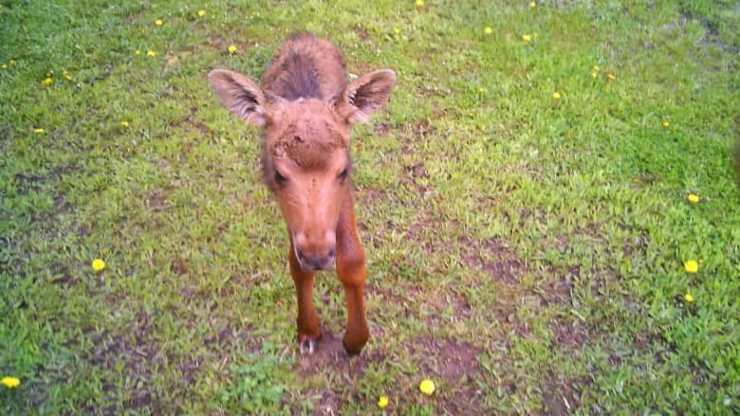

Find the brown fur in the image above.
[{"left": 208, "top": 33, "right": 396, "bottom": 355}]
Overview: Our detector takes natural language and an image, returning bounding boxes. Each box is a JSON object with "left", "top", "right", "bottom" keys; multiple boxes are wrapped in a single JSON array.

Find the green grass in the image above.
[{"left": 1, "top": 0, "right": 738, "bottom": 414}]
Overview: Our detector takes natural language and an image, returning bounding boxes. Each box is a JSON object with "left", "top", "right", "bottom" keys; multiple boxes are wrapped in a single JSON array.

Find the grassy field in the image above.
[{"left": 1, "top": 0, "right": 738, "bottom": 414}]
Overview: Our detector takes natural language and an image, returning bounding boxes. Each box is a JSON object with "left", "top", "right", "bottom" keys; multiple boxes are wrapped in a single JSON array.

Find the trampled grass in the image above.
[{"left": 1, "top": 0, "right": 738, "bottom": 414}]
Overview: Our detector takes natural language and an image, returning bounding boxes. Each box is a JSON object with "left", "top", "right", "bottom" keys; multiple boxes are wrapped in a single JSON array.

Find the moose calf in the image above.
[{"left": 209, "top": 33, "right": 396, "bottom": 354}]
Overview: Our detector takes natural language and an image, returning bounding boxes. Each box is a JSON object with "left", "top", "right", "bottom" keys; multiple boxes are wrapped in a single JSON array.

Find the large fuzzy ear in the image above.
[
  {"left": 208, "top": 69, "right": 268, "bottom": 126},
  {"left": 335, "top": 69, "right": 396, "bottom": 125}
]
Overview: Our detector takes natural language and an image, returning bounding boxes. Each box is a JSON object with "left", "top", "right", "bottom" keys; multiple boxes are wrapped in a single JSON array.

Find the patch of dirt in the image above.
[
  {"left": 461, "top": 237, "right": 524, "bottom": 284},
  {"left": 314, "top": 389, "right": 340, "bottom": 416},
  {"left": 354, "top": 186, "right": 386, "bottom": 206},
  {"left": 373, "top": 122, "right": 390, "bottom": 136},
  {"left": 542, "top": 376, "right": 587, "bottom": 416},
  {"left": 441, "top": 386, "right": 486, "bottom": 415},
  {"left": 449, "top": 291, "right": 474, "bottom": 319},
  {"left": 170, "top": 256, "right": 189, "bottom": 276},
  {"left": 177, "top": 359, "right": 201, "bottom": 385},
  {"left": 12, "top": 164, "right": 77, "bottom": 195},
  {"left": 296, "top": 329, "right": 385, "bottom": 377},
  {"left": 411, "top": 337, "right": 482, "bottom": 381},
  {"left": 540, "top": 275, "right": 574, "bottom": 306},
  {"left": 145, "top": 189, "right": 171, "bottom": 211},
  {"left": 367, "top": 284, "right": 407, "bottom": 305},
  {"left": 404, "top": 213, "right": 439, "bottom": 252},
  {"left": 353, "top": 24, "right": 370, "bottom": 42},
  {"left": 87, "top": 313, "right": 162, "bottom": 409},
  {"left": 401, "top": 161, "right": 432, "bottom": 194},
  {"left": 550, "top": 318, "right": 588, "bottom": 349}
]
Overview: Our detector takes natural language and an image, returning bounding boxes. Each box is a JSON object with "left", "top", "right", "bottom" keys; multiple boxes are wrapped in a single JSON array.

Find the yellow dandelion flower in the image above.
[
  {"left": 120, "top": 121, "right": 130, "bottom": 128},
  {"left": 154, "top": 19, "right": 163, "bottom": 26},
  {"left": 687, "top": 193, "right": 700, "bottom": 204},
  {"left": 484, "top": 26, "right": 493, "bottom": 35},
  {"left": 33, "top": 128, "right": 45, "bottom": 134},
  {"left": 1, "top": 63, "right": 6, "bottom": 69},
  {"left": 661, "top": 120, "right": 670, "bottom": 128},
  {"left": 1, "top": 376, "right": 21, "bottom": 389},
  {"left": 41, "top": 77, "right": 53, "bottom": 86},
  {"left": 684, "top": 292, "right": 694, "bottom": 303},
  {"left": 135, "top": 49, "right": 141, "bottom": 55},
  {"left": 521, "top": 34, "right": 532, "bottom": 43},
  {"left": 377, "top": 395, "right": 389, "bottom": 409},
  {"left": 197, "top": 9, "right": 206, "bottom": 17},
  {"left": 9, "top": 59, "right": 16, "bottom": 66},
  {"left": 607, "top": 73, "right": 616, "bottom": 81},
  {"left": 227, "top": 45, "right": 238, "bottom": 54},
  {"left": 147, "top": 50, "right": 157, "bottom": 57},
  {"left": 419, "top": 379, "right": 435, "bottom": 396},
  {"left": 92, "top": 258, "right": 106, "bottom": 272},
  {"left": 530, "top": 1, "right": 536, "bottom": 8},
  {"left": 683, "top": 260, "right": 698, "bottom": 274},
  {"left": 591, "top": 71, "right": 598, "bottom": 78},
  {"left": 416, "top": 0, "right": 424, "bottom": 7},
  {"left": 552, "top": 91, "right": 561, "bottom": 100}
]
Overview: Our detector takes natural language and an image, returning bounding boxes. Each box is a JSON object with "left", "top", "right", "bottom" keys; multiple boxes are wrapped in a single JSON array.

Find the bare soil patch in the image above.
[
  {"left": 296, "top": 329, "right": 385, "bottom": 378},
  {"left": 461, "top": 237, "right": 524, "bottom": 284}
]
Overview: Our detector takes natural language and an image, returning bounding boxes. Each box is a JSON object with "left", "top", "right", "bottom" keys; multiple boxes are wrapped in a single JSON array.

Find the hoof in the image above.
[
  {"left": 298, "top": 334, "right": 320, "bottom": 355},
  {"left": 342, "top": 336, "right": 367, "bottom": 356}
]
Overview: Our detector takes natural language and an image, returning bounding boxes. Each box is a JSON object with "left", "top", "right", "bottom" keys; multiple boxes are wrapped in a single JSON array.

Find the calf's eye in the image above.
[
  {"left": 338, "top": 167, "right": 349, "bottom": 181},
  {"left": 274, "top": 170, "right": 287, "bottom": 185}
]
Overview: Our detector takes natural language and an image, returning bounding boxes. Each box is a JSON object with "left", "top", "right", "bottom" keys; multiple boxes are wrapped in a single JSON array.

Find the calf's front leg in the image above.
[
  {"left": 289, "top": 240, "right": 321, "bottom": 354},
  {"left": 336, "top": 196, "right": 370, "bottom": 355}
]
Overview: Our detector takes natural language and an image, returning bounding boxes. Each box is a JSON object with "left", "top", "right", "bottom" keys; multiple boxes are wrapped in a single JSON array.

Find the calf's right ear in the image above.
[{"left": 208, "top": 69, "right": 268, "bottom": 126}]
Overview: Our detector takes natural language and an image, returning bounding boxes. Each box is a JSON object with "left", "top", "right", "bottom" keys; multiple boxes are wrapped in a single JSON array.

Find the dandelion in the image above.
[
  {"left": 9, "top": 59, "right": 16, "bottom": 66},
  {"left": 120, "top": 121, "right": 130, "bottom": 128},
  {"left": 607, "top": 73, "right": 616, "bottom": 81},
  {"left": 415, "top": 0, "right": 424, "bottom": 7},
  {"left": 197, "top": 9, "right": 206, "bottom": 17},
  {"left": 154, "top": 19, "right": 163, "bottom": 26},
  {"left": 683, "top": 260, "right": 698, "bottom": 274},
  {"left": 92, "top": 258, "right": 106, "bottom": 272},
  {"left": 0, "top": 377, "right": 20, "bottom": 389},
  {"left": 592, "top": 65, "right": 600, "bottom": 72},
  {"left": 484, "top": 26, "right": 493, "bottom": 35},
  {"left": 41, "top": 77, "right": 53, "bottom": 86},
  {"left": 147, "top": 50, "right": 157, "bottom": 57},
  {"left": 377, "top": 395, "right": 389, "bottom": 409},
  {"left": 135, "top": 49, "right": 141, "bottom": 55},
  {"left": 661, "top": 120, "right": 670, "bottom": 128},
  {"left": 530, "top": 1, "right": 536, "bottom": 8},
  {"left": 63, "top": 71, "right": 72, "bottom": 81},
  {"left": 591, "top": 71, "right": 598, "bottom": 78},
  {"left": 227, "top": 45, "right": 238, "bottom": 54},
  {"left": 419, "top": 379, "right": 435, "bottom": 396},
  {"left": 33, "top": 128, "right": 45, "bottom": 134},
  {"left": 684, "top": 292, "right": 694, "bottom": 303},
  {"left": 687, "top": 193, "right": 700, "bottom": 204},
  {"left": 1, "top": 63, "right": 6, "bottom": 69},
  {"left": 521, "top": 34, "right": 532, "bottom": 43},
  {"left": 552, "top": 91, "right": 561, "bottom": 100}
]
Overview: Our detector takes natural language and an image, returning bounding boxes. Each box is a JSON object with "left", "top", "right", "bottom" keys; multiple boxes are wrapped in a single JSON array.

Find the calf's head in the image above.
[{"left": 208, "top": 69, "right": 395, "bottom": 271}]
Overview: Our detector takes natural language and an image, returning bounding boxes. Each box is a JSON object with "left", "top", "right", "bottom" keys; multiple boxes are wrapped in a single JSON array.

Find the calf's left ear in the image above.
[
  {"left": 335, "top": 69, "right": 396, "bottom": 125},
  {"left": 208, "top": 69, "right": 268, "bottom": 126}
]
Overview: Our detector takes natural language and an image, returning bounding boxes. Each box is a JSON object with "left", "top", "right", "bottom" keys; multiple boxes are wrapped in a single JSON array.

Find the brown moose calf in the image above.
[{"left": 208, "top": 33, "right": 396, "bottom": 355}]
